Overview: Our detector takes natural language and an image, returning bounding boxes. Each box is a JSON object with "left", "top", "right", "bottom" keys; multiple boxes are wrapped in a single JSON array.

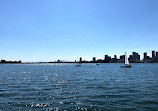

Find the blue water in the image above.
[{"left": 0, "top": 63, "right": 158, "bottom": 111}]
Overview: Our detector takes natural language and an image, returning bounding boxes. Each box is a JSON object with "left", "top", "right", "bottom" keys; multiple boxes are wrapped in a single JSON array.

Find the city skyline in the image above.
[
  {"left": 45, "top": 50, "right": 158, "bottom": 63},
  {"left": 1, "top": 50, "right": 158, "bottom": 63},
  {"left": 0, "top": 0, "right": 158, "bottom": 62}
]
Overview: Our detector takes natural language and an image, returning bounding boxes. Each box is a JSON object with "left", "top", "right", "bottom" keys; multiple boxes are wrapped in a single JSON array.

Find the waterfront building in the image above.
[
  {"left": 138, "top": 54, "right": 140, "bottom": 61},
  {"left": 144, "top": 52, "right": 147, "bottom": 61},
  {"left": 104, "top": 55, "right": 108, "bottom": 62},
  {"left": 104, "top": 55, "right": 108, "bottom": 60},
  {"left": 113, "top": 55, "right": 117, "bottom": 62},
  {"left": 104, "top": 55, "right": 111, "bottom": 63},
  {"left": 132, "top": 52, "right": 137, "bottom": 61},
  {"left": 0, "top": 60, "right": 21, "bottom": 63},
  {"left": 120, "top": 55, "right": 125, "bottom": 62},
  {"left": 114, "top": 55, "right": 117, "bottom": 59},
  {"left": 128, "top": 55, "right": 132, "bottom": 62},
  {"left": 79, "top": 57, "right": 82, "bottom": 62},
  {"left": 97, "top": 59, "right": 104, "bottom": 63},
  {"left": 132, "top": 52, "right": 140, "bottom": 62},
  {"left": 93, "top": 57, "right": 96, "bottom": 62},
  {"left": 156, "top": 52, "right": 158, "bottom": 62},
  {"left": 152, "top": 50, "right": 156, "bottom": 62},
  {"left": 152, "top": 50, "right": 155, "bottom": 59},
  {"left": 114, "top": 55, "right": 117, "bottom": 60},
  {"left": 1, "top": 60, "right": 6, "bottom": 63},
  {"left": 57, "top": 60, "right": 61, "bottom": 63}
]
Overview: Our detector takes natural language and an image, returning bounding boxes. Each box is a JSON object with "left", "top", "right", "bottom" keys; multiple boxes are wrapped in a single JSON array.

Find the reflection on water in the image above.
[{"left": 0, "top": 63, "right": 158, "bottom": 110}]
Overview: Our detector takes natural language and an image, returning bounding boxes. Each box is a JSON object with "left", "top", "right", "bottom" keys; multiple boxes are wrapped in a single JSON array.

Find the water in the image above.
[{"left": 0, "top": 63, "right": 158, "bottom": 111}]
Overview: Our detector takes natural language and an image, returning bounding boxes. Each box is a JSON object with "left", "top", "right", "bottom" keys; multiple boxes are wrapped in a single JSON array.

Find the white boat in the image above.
[
  {"left": 121, "top": 52, "right": 131, "bottom": 68},
  {"left": 75, "top": 63, "right": 81, "bottom": 67},
  {"left": 75, "top": 56, "right": 81, "bottom": 67}
]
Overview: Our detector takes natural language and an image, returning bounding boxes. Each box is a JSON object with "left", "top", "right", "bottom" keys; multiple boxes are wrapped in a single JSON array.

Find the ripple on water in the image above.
[{"left": 0, "top": 63, "right": 158, "bottom": 110}]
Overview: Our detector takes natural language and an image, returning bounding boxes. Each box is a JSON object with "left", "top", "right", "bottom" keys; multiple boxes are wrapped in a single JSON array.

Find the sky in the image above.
[{"left": 0, "top": 0, "right": 158, "bottom": 62}]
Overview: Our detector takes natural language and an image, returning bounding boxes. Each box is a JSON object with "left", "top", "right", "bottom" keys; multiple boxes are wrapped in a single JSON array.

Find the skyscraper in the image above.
[
  {"left": 104, "top": 55, "right": 108, "bottom": 60},
  {"left": 152, "top": 50, "right": 155, "bottom": 59},
  {"left": 138, "top": 54, "right": 140, "bottom": 61},
  {"left": 129, "top": 55, "right": 132, "bottom": 62},
  {"left": 132, "top": 52, "right": 140, "bottom": 62},
  {"left": 144, "top": 52, "right": 147, "bottom": 60},
  {"left": 156, "top": 52, "right": 158, "bottom": 62},
  {"left": 137, "top": 53, "right": 140, "bottom": 60},
  {"left": 152, "top": 50, "right": 156, "bottom": 62},
  {"left": 104, "top": 55, "right": 110, "bottom": 63},
  {"left": 156, "top": 52, "right": 158, "bottom": 57},
  {"left": 120, "top": 55, "right": 125, "bottom": 62},
  {"left": 79, "top": 57, "right": 82, "bottom": 62},
  {"left": 114, "top": 55, "right": 117, "bottom": 59},
  {"left": 132, "top": 52, "right": 137, "bottom": 61},
  {"left": 93, "top": 57, "right": 96, "bottom": 62}
]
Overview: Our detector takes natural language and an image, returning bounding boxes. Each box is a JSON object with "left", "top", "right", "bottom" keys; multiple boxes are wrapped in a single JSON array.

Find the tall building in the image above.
[
  {"left": 104, "top": 55, "right": 108, "bottom": 60},
  {"left": 156, "top": 52, "right": 158, "bottom": 57},
  {"left": 132, "top": 52, "right": 140, "bottom": 62},
  {"left": 129, "top": 55, "right": 132, "bottom": 62},
  {"left": 79, "top": 57, "right": 82, "bottom": 62},
  {"left": 152, "top": 50, "right": 155, "bottom": 59},
  {"left": 144, "top": 52, "right": 147, "bottom": 60},
  {"left": 152, "top": 50, "right": 156, "bottom": 62},
  {"left": 137, "top": 53, "right": 140, "bottom": 60},
  {"left": 114, "top": 55, "right": 117, "bottom": 59},
  {"left": 156, "top": 52, "right": 158, "bottom": 62},
  {"left": 138, "top": 54, "right": 140, "bottom": 61},
  {"left": 104, "top": 55, "right": 110, "bottom": 63},
  {"left": 120, "top": 55, "right": 125, "bottom": 62},
  {"left": 132, "top": 52, "right": 137, "bottom": 61},
  {"left": 93, "top": 57, "right": 96, "bottom": 62}
]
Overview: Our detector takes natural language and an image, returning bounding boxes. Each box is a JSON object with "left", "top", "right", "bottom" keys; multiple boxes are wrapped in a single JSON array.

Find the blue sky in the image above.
[{"left": 0, "top": 0, "right": 158, "bottom": 62}]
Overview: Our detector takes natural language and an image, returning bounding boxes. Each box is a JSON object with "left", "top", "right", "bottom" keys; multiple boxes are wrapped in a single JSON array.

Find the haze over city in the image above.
[{"left": 0, "top": 0, "right": 158, "bottom": 62}]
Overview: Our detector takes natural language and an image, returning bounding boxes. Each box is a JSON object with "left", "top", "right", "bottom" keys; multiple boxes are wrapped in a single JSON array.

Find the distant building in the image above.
[
  {"left": 97, "top": 59, "right": 104, "bottom": 63},
  {"left": 104, "top": 55, "right": 108, "bottom": 60},
  {"left": 147, "top": 56, "right": 151, "bottom": 61},
  {"left": 114, "top": 55, "right": 117, "bottom": 59},
  {"left": 129, "top": 55, "right": 132, "bottom": 62},
  {"left": 152, "top": 50, "right": 156, "bottom": 62},
  {"left": 144, "top": 52, "right": 147, "bottom": 61},
  {"left": 132, "top": 52, "right": 137, "bottom": 61},
  {"left": 104, "top": 55, "right": 110, "bottom": 62},
  {"left": 120, "top": 55, "right": 125, "bottom": 62},
  {"left": 152, "top": 50, "right": 155, "bottom": 59},
  {"left": 79, "top": 57, "right": 82, "bottom": 62},
  {"left": 111, "top": 55, "right": 117, "bottom": 62},
  {"left": 57, "top": 60, "right": 61, "bottom": 63},
  {"left": 1, "top": 60, "right": 6, "bottom": 63},
  {"left": 138, "top": 54, "right": 140, "bottom": 61},
  {"left": 93, "top": 57, "right": 96, "bottom": 62},
  {"left": 132, "top": 52, "right": 140, "bottom": 62},
  {"left": 0, "top": 60, "right": 21, "bottom": 63},
  {"left": 156, "top": 52, "right": 158, "bottom": 62}
]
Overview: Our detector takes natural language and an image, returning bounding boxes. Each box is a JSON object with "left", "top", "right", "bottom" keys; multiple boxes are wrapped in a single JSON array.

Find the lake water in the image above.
[{"left": 0, "top": 63, "right": 158, "bottom": 111}]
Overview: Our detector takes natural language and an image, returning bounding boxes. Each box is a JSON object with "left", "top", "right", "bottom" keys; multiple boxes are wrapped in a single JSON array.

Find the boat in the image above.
[
  {"left": 75, "top": 56, "right": 81, "bottom": 67},
  {"left": 75, "top": 63, "right": 81, "bottom": 67},
  {"left": 121, "top": 52, "right": 131, "bottom": 68},
  {"left": 96, "top": 63, "right": 100, "bottom": 65}
]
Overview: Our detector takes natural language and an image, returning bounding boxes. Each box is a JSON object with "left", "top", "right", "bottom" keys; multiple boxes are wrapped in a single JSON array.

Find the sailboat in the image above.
[
  {"left": 121, "top": 52, "right": 131, "bottom": 68},
  {"left": 75, "top": 56, "right": 81, "bottom": 67},
  {"left": 75, "top": 63, "right": 81, "bottom": 67}
]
